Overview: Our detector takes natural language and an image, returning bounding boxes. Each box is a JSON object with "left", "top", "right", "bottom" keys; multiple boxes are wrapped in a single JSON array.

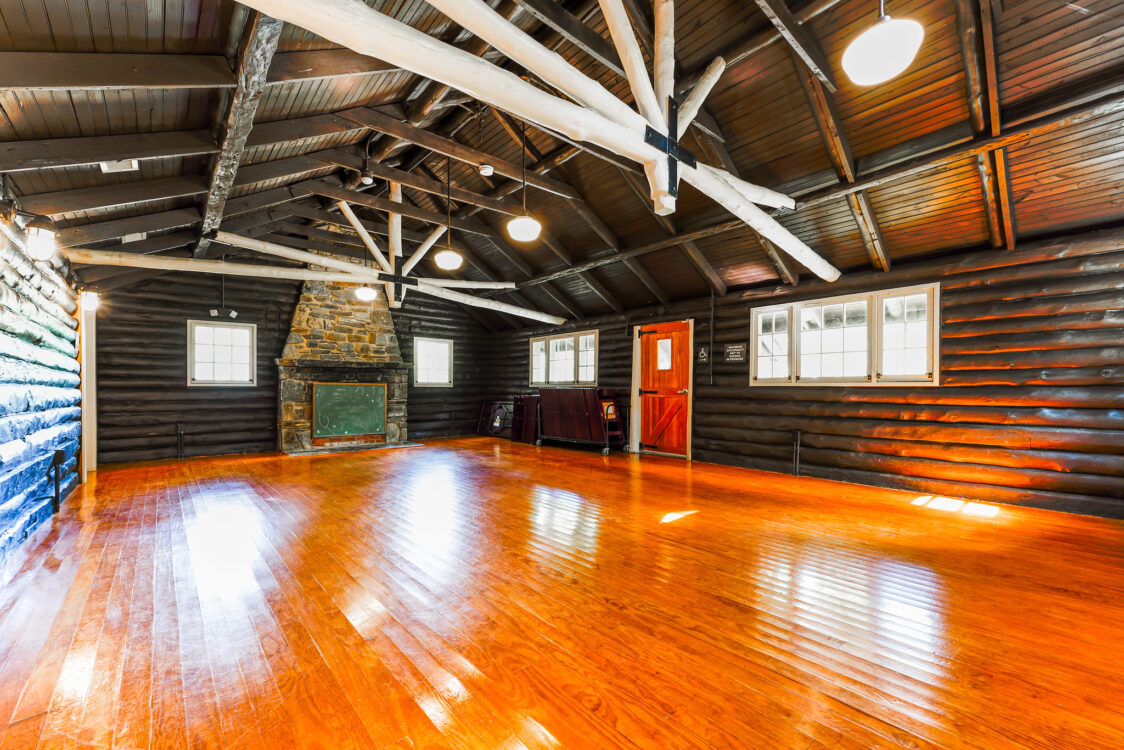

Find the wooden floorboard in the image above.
[{"left": 1, "top": 437, "right": 1122, "bottom": 749}]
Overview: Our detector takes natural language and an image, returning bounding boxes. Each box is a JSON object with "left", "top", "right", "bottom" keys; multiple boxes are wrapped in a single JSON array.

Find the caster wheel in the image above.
[{"left": 601, "top": 447, "right": 610, "bottom": 456}]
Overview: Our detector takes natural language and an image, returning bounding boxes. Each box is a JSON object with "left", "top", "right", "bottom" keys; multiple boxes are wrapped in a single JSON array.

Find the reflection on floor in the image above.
[{"left": 1, "top": 437, "right": 1122, "bottom": 749}]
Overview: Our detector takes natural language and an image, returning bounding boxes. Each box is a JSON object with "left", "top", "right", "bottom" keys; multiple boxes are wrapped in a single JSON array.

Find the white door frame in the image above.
[
  {"left": 629, "top": 319, "right": 693, "bottom": 460},
  {"left": 79, "top": 295, "right": 97, "bottom": 482}
]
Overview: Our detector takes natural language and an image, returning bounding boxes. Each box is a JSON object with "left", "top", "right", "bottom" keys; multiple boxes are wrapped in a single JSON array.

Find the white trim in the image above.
[
  {"left": 79, "top": 298, "right": 97, "bottom": 481},
  {"left": 750, "top": 282, "right": 941, "bottom": 388},
  {"left": 186, "top": 320, "right": 258, "bottom": 387},
  {"left": 529, "top": 328, "right": 599, "bottom": 387},
  {"left": 413, "top": 336, "right": 455, "bottom": 388}
]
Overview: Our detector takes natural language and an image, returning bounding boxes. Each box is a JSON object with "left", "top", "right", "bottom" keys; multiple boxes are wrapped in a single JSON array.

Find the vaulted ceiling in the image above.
[{"left": 3, "top": 0, "right": 1123, "bottom": 327}]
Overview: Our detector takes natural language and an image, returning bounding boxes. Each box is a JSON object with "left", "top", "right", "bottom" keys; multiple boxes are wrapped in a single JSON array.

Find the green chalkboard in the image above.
[{"left": 312, "top": 382, "right": 387, "bottom": 439}]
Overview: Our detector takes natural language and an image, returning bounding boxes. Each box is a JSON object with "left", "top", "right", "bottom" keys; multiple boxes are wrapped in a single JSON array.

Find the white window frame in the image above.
[
  {"left": 414, "top": 336, "right": 454, "bottom": 388},
  {"left": 187, "top": 320, "right": 257, "bottom": 387},
  {"left": 529, "top": 329, "right": 599, "bottom": 387},
  {"left": 750, "top": 282, "right": 940, "bottom": 387}
]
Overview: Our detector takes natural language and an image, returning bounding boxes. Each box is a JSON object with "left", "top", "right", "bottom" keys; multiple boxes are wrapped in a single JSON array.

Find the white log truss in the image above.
[{"left": 233, "top": 0, "right": 842, "bottom": 283}]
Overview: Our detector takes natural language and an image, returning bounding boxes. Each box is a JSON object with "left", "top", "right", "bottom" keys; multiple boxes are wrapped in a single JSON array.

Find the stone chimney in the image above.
[{"left": 277, "top": 281, "right": 407, "bottom": 454}]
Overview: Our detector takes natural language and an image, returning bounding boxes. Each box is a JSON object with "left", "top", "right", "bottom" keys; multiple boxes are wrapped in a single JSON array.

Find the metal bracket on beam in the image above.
[{"left": 643, "top": 97, "right": 697, "bottom": 197}]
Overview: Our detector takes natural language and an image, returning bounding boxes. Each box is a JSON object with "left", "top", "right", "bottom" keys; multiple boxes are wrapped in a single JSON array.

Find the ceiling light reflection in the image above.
[{"left": 660, "top": 510, "right": 699, "bottom": 524}]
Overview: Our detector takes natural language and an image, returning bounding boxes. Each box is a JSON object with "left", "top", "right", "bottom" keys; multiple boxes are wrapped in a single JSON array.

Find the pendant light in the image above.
[
  {"left": 506, "top": 121, "right": 542, "bottom": 243},
  {"left": 842, "top": 0, "right": 925, "bottom": 87},
  {"left": 24, "top": 217, "right": 58, "bottom": 262},
  {"left": 354, "top": 286, "right": 378, "bottom": 301},
  {"left": 434, "top": 155, "right": 463, "bottom": 271},
  {"left": 209, "top": 261, "right": 238, "bottom": 319}
]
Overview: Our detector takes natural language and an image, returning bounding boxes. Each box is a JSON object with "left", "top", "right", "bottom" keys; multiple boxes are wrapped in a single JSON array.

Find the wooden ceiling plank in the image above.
[
  {"left": 195, "top": 11, "right": 284, "bottom": 257},
  {"left": 751, "top": 0, "right": 836, "bottom": 92},
  {"left": 0, "top": 130, "right": 216, "bottom": 173},
  {"left": 339, "top": 107, "right": 581, "bottom": 200}
]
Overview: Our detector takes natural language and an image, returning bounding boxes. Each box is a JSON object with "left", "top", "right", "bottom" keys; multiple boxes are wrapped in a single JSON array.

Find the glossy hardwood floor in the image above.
[{"left": 1, "top": 438, "right": 1123, "bottom": 749}]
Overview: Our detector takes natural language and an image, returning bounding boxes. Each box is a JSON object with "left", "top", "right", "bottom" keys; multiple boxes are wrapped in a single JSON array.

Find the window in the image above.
[
  {"left": 188, "top": 320, "right": 256, "bottom": 387},
  {"left": 529, "top": 329, "right": 598, "bottom": 386},
  {"left": 414, "top": 337, "right": 453, "bottom": 387},
  {"left": 750, "top": 283, "right": 939, "bottom": 386}
]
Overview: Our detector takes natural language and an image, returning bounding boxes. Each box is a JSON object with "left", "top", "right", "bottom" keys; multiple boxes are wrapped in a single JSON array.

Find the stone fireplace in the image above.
[{"left": 277, "top": 280, "right": 407, "bottom": 454}]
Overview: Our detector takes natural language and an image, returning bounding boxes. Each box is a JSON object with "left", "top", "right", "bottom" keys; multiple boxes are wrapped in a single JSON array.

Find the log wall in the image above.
[
  {"left": 95, "top": 272, "right": 302, "bottom": 463},
  {"left": 0, "top": 223, "right": 80, "bottom": 568},
  {"left": 488, "top": 228, "right": 1124, "bottom": 518},
  {"left": 391, "top": 294, "right": 492, "bottom": 439}
]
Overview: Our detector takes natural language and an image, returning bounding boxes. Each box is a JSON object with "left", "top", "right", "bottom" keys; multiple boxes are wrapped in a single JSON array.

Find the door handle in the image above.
[{"left": 677, "top": 389, "right": 689, "bottom": 394}]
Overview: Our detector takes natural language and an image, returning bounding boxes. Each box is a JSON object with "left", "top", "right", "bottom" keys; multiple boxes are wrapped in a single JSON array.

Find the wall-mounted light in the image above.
[
  {"left": 842, "top": 0, "right": 925, "bottom": 86},
  {"left": 354, "top": 285, "right": 378, "bottom": 301},
  {"left": 478, "top": 163, "right": 494, "bottom": 177},
  {"left": 80, "top": 291, "right": 100, "bottom": 311}
]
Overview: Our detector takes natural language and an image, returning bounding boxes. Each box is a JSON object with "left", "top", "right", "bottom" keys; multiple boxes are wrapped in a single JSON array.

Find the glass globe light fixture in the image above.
[
  {"left": 354, "top": 286, "right": 378, "bottom": 301},
  {"left": 24, "top": 219, "right": 58, "bottom": 262},
  {"left": 434, "top": 249, "right": 463, "bottom": 270},
  {"left": 506, "top": 214, "right": 542, "bottom": 242}
]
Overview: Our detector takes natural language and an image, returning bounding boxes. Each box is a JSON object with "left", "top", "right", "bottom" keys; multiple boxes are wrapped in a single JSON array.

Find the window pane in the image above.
[
  {"left": 213, "top": 345, "right": 232, "bottom": 364},
  {"left": 531, "top": 340, "right": 547, "bottom": 383},
  {"left": 801, "top": 307, "right": 821, "bottom": 331},
  {"left": 823, "top": 304, "right": 844, "bottom": 329},
  {"left": 232, "top": 327, "right": 250, "bottom": 347},
  {"left": 882, "top": 294, "right": 929, "bottom": 380},
  {"left": 844, "top": 351, "right": 866, "bottom": 377},
  {"left": 213, "top": 327, "right": 231, "bottom": 345},
  {"left": 800, "top": 354, "right": 820, "bottom": 379},
  {"left": 195, "top": 326, "right": 213, "bottom": 344},
  {"left": 758, "top": 357, "right": 773, "bottom": 379},
  {"left": 194, "top": 362, "right": 213, "bottom": 381},
  {"left": 844, "top": 326, "right": 866, "bottom": 352},
  {"left": 822, "top": 328, "right": 843, "bottom": 353},
  {"left": 213, "top": 363, "right": 231, "bottom": 381},
  {"left": 417, "top": 339, "right": 451, "bottom": 384},
  {"left": 844, "top": 302, "right": 866, "bottom": 326},
  {"left": 231, "top": 364, "right": 251, "bottom": 383},
  {"left": 802, "top": 329, "right": 821, "bottom": 354},
  {"left": 194, "top": 343, "right": 212, "bottom": 364},
  {"left": 774, "top": 312, "right": 788, "bottom": 333},
  {"left": 772, "top": 333, "right": 788, "bottom": 356},
  {"left": 232, "top": 346, "right": 250, "bottom": 365},
  {"left": 760, "top": 314, "right": 773, "bottom": 334},
  {"left": 821, "top": 352, "right": 843, "bottom": 378},
  {"left": 656, "top": 338, "right": 672, "bottom": 370},
  {"left": 772, "top": 356, "right": 789, "bottom": 379},
  {"left": 549, "top": 337, "right": 575, "bottom": 383}
]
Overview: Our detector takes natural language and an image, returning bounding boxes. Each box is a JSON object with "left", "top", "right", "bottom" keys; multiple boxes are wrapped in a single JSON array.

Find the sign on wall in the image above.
[
  {"left": 725, "top": 343, "right": 747, "bottom": 363},
  {"left": 696, "top": 345, "right": 709, "bottom": 364}
]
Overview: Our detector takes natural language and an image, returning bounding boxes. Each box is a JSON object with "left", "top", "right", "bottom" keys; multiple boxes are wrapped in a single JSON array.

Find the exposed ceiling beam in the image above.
[
  {"left": 0, "top": 130, "right": 216, "bottom": 173},
  {"left": 294, "top": 179, "right": 498, "bottom": 236},
  {"left": 796, "top": 85, "right": 1124, "bottom": 209},
  {"left": 195, "top": 11, "right": 284, "bottom": 257},
  {"left": 977, "top": 0, "right": 1016, "bottom": 250},
  {"left": 59, "top": 208, "right": 203, "bottom": 247},
  {"left": 311, "top": 148, "right": 527, "bottom": 216},
  {"left": 618, "top": 168, "right": 726, "bottom": 295},
  {"left": 0, "top": 52, "right": 235, "bottom": 90},
  {"left": 511, "top": 0, "right": 625, "bottom": 77},
  {"left": 750, "top": 0, "right": 836, "bottom": 92},
  {"left": 520, "top": 219, "right": 744, "bottom": 288},
  {"left": 266, "top": 48, "right": 399, "bottom": 83},
  {"left": 19, "top": 176, "right": 209, "bottom": 218},
  {"left": 677, "top": 0, "right": 846, "bottom": 95},
  {"left": 794, "top": 58, "right": 889, "bottom": 271},
  {"left": 338, "top": 107, "right": 582, "bottom": 200},
  {"left": 757, "top": 236, "right": 798, "bottom": 286}
]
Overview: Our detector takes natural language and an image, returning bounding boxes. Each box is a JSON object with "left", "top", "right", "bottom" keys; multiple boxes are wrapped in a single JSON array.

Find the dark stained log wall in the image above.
[
  {"left": 488, "top": 228, "right": 1124, "bottom": 518},
  {"left": 391, "top": 295, "right": 492, "bottom": 439},
  {"left": 95, "top": 272, "right": 301, "bottom": 464},
  {"left": 0, "top": 225, "right": 80, "bottom": 568}
]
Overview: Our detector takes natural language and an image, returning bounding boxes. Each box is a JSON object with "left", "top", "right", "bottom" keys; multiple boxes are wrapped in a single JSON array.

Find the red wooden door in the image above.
[{"left": 638, "top": 321, "right": 691, "bottom": 456}]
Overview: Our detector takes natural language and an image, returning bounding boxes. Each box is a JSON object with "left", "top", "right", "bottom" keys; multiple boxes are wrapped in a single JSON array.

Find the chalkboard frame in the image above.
[{"left": 311, "top": 381, "right": 388, "bottom": 441}]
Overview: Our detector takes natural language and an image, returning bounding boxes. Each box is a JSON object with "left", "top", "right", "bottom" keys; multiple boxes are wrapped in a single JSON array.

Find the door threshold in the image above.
[{"left": 639, "top": 449, "right": 690, "bottom": 459}]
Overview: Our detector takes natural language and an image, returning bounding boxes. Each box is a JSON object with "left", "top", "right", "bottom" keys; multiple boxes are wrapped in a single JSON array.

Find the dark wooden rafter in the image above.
[
  {"left": 340, "top": 107, "right": 580, "bottom": 200},
  {"left": 511, "top": 0, "right": 625, "bottom": 77},
  {"left": 487, "top": 107, "right": 665, "bottom": 307},
  {"left": 794, "top": 56, "right": 889, "bottom": 271},
  {"left": 977, "top": 0, "right": 1017, "bottom": 250},
  {"left": 757, "top": 236, "right": 799, "bottom": 286},
  {"left": 751, "top": 0, "right": 836, "bottom": 92},
  {"left": 410, "top": 162, "right": 586, "bottom": 319},
  {"left": 195, "top": 12, "right": 283, "bottom": 257},
  {"left": 369, "top": 0, "right": 523, "bottom": 163},
  {"left": 617, "top": 168, "right": 727, "bottom": 296}
]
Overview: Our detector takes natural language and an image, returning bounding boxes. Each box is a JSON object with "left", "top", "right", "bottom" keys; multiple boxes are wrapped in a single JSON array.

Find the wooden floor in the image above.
[{"left": 1, "top": 438, "right": 1123, "bottom": 749}]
